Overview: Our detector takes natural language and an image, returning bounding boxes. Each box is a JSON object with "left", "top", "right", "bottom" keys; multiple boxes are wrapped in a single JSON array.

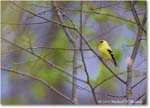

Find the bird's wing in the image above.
[{"left": 107, "top": 49, "right": 118, "bottom": 67}]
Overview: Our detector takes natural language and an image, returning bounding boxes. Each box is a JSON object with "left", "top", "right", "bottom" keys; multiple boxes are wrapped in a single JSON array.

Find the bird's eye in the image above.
[{"left": 100, "top": 40, "right": 103, "bottom": 43}]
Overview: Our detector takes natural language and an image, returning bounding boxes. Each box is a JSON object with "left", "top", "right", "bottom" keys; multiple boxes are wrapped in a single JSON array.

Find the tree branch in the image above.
[
  {"left": 79, "top": 1, "right": 98, "bottom": 104},
  {"left": 9, "top": 2, "right": 76, "bottom": 30},
  {"left": 1, "top": 38, "right": 87, "bottom": 84},
  {"left": 60, "top": 7, "right": 136, "bottom": 24},
  {"left": 1, "top": 68, "right": 74, "bottom": 104},
  {"left": 1, "top": 21, "right": 49, "bottom": 25},
  {"left": 131, "top": 76, "right": 146, "bottom": 89},
  {"left": 94, "top": 72, "right": 126, "bottom": 89},
  {"left": 133, "top": 92, "right": 146, "bottom": 104},
  {"left": 126, "top": 2, "right": 146, "bottom": 102},
  {"left": 129, "top": 1, "right": 146, "bottom": 34},
  {"left": 52, "top": 1, "right": 78, "bottom": 104}
]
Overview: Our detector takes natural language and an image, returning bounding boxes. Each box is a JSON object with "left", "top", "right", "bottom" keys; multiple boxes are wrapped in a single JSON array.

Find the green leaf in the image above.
[
  {"left": 83, "top": 2, "right": 91, "bottom": 10},
  {"left": 124, "top": 2, "right": 131, "bottom": 11},
  {"left": 89, "top": 40, "right": 98, "bottom": 49},
  {"left": 140, "top": 41, "right": 146, "bottom": 52},
  {"left": 92, "top": 65, "right": 117, "bottom": 91},
  {"left": 14, "top": 30, "right": 36, "bottom": 48},
  {"left": 137, "top": 1, "right": 146, "bottom": 8},
  {"left": 113, "top": 49, "right": 122, "bottom": 62},
  {"left": 90, "top": 8, "right": 122, "bottom": 23},
  {"left": 31, "top": 82, "right": 46, "bottom": 100},
  {"left": 127, "top": 39, "right": 135, "bottom": 46},
  {"left": 90, "top": 9, "right": 112, "bottom": 22},
  {"left": 126, "top": 22, "right": 136, "bottom": 30},
  {"left": 83, "top": 26, "right": 96, "bottom": 37},
  {"left": 1, "top": 97, "right": 22, "bottom": 105}
]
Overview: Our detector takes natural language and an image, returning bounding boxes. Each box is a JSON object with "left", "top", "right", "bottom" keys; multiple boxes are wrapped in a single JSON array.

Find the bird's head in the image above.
[{"left": 99, "top": 40, "right": 107, "bottom": 45}]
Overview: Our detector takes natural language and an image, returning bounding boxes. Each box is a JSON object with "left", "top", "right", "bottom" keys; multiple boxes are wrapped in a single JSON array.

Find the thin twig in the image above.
[
  {"left": 1, "top": 68, "right": 74, "bottom": 104},
  {"left": 1, "top": 21, "right": 49, "bottom": 25},
  {"left": 129, "top": 1, "right": 146, "bottom": 34},
  {"left": 1, "top": 38, "right": 87, "bottom": 84},
  {"left": 79, "top": 1, "right": 98, "bottom": 104},
  {"left": 94, "top": 72, "right": 126, "bottom": 89},
  {"left": 1, "top": 47, "right": 91, "bottom": 55},
  {"left": 131, "top": 76, "right": 146, "bottom": 89},
  {"left": 9, "top": 2, "right": 76, "bottom": 30},
  {"left": 60, "top": 7, "right": 136, "bottom": 24},
  {"left": 133, "top": 92, "right": 146, "bottom": 104}
]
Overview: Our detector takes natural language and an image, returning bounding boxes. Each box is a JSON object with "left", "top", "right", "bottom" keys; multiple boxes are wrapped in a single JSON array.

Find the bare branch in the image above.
[
  {"left": 1, "top": 21, "right": 49, "bottom": 25},
  {"left": 126, "top": 2, "right": 146, "bottom": 101},
  {"left": 131, "top": 76, "right": 146, "bottom": 89},
  {"left": 129, "top": 1, "right": 146, "bottom": 34},
  {"left": 1, "top": 68, "right": 74, "bottom": 104},
  {"left": 94, "top": 72, "right": 126, "bottom": 89},
  {"left": 1, "top": 38, "right": 87, "bottom": 84},
  {"left": 52, "top": 1, "right": 78, "bottom": 104},
  {"left": 1, "top": 47, "right": 90, "bottom": 55},
  {"left": 60, "top": 7, "right": 136, "bottom": 24},
  {"left": 9, "top": 2, "right": 75, "bottom": 30},
  {"left": 79, "top": 1, "right": 90, "bottom": 85},
  {"left": 133, "top": 92, "right": 146, "bottom": 104},
  {"left": 79, "top": 1, "right": 98, "bottom": 104}
]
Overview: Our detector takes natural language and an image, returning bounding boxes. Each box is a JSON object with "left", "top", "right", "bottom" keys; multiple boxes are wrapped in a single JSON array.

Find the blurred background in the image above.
[{"left": 1, "top": 1, "right": 147, "bottom": 105}]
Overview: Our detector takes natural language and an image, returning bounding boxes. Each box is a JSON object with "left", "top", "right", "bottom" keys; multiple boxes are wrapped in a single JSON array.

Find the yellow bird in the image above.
[{"left": 99, "top": 40, "right": 118, "bottom": 67}]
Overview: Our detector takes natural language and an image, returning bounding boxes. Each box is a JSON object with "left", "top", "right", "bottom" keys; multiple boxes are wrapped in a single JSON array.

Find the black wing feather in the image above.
[{"left": 107, "top": 49, "right": 118, "bottom": 67}]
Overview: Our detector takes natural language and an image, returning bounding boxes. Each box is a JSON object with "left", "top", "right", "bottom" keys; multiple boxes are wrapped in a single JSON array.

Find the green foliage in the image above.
[
  {"left": 127, "top": 39, "right": 135, "bottom": 46},
  {"left": 113, "top": 49, "right": 122, "bottom": 62},
  {"left": 90, "top": 8, "right": 122, "bottom": 23},
  {"left": 1, "top": 1, "right": 34, "bottom": 33},
  {"left": 114, "top": 35, "right": 126, "bottom": 46},
  {"left": 1, "top": 97, "right": 22, "bottom": 105},
  {"left": 126, "top": 22, "right": 136, "bottom": 31},
  {"left": 2, "top": 2, "right": 24, "bottom": 30},
  {"left": 31, "top": 82, "right": 47, "bottom": 100},
  {"left": 137, "top": 1, "right": 146, "bottom": 8},
  {"left": 14, "top": 30, "right": 36, "bottom": 47},
  {"left": 89, "top": 40, "right": 99, "bottom": 49},
  {"left": 140, "top": 41, "right": 147, "bottom": 52},
  {"left": 23, "top": 29, "right": 70, "bottom": 85},
  {"left": 114, "top": 36, "right": 129, "bottom": 56},
  {"left": 65, "top": 20, "right": 75, "bottom": 28},
  {"left": 31, "top": 1, "right": 51, "bottom": 7},
  {"left": 83, "top": 28, "right": 96, "bottom": 37},
  {"left": 111, "top": 37, "right": 124, "bottom": 62},
  {"left": 1, "top": 1, "right": 8, "bottom": 10},
  {"left": 91, "top": 9, "right": 113, "bottom": 22},
  {"left": 76, "top": 25, "right": 96, "bottom": 38},
  {"left": 50, "top": 29, "right": 71, "bottom": 66},
  {"left": 51, "top": 29, "right": 69, "bottom": 48},
  {"left": 24, "top": 49, "right": 69, "bottom": 85},
  {"left": 124, "top": 2, "right": 131, "bottom": 11},
  {"left": 83, "top": 2, "right": 91, "bottom": 10},
  {"left": 36, "top": 67, "right": 67, "bottom": 85},
  {"left": 92, "top": 65, "right": 117, "bottom": 91}
]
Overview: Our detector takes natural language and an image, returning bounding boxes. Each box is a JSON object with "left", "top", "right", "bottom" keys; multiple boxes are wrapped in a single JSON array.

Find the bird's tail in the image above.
[
  {"left": 111, "top": 54, "right": 119, "bottom": 67},
  {"left": 107, "top": 49, "right": 119, "bottom": 67}
]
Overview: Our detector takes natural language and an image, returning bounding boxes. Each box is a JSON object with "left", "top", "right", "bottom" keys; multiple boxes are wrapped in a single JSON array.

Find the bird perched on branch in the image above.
[{"left": 98, "top": 40, "right": 118, "bottom": 67}]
